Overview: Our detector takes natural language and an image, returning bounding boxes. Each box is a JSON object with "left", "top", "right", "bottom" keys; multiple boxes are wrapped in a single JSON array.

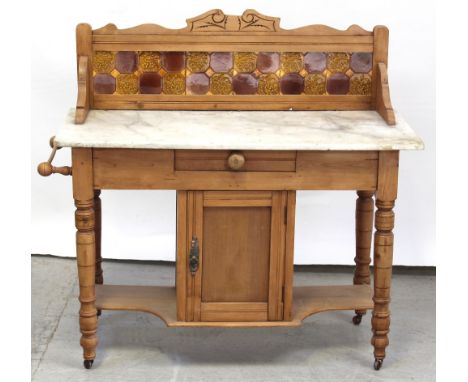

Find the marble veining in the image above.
[{"left": 55, "top": 109, "right": 424, "bottom": 151}]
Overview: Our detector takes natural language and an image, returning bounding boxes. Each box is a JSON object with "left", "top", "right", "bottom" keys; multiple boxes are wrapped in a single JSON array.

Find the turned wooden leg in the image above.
[
  {"left": 371, "top": 199, "right": 395, "bottom": 370},
  {"left": 75, "top": 198, "right": 98, "bottom": 369},
  {"left": 370, "top": 151, "right": 398, "bottom": 370},
  {"left": 353, "top": 191, "right": 374, "bottom": 325},
  {"left": 73, "top": 149, "right": 98, "bottom": 369},
  {"left": 94, "top": 190, "right": 103, "bottom": 317},
  {"left": 94, "top": 190, "right": 103, "bottom": 285}
]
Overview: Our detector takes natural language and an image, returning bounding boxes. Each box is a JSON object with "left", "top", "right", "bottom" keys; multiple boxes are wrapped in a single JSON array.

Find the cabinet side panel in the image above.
[
  {"left": 283, "top": 191, "right": 297, "bottom": 320},
  {"left": 176, "top": 191, "right": 187, "bottom": 321}
]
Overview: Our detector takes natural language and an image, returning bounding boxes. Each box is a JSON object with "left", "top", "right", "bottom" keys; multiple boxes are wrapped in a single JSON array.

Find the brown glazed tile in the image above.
[
  {"left": 210, "top": 52, "right": 233, "bottom": 72},
  {"left": 161, "top": 52, "right": 185, "bottom": 73},
  {"left": 233, "top": 74, "right": 258, "bottom": 95},
  {"left": 115, "top": 52, "right": 138, "bottom": 73},
  {"left": 139, "top": 72, "right": 162, "bottom": 94},
  {"left": 256, "top": 52, "right": 280, "bottom": 73},
  {"left": 94, "top": 74, "right": 115, "bottom": 94},
  {"left": 304, "top": 52, "right": 326, "bottom": 73},
  {"left": 350, "top": 52, "right": 373, "bottom": 73},
  {"left": 326, "top": 73, "right": 350, "bottom": 94},
  {"left": 280, "top": 73, "right": 304, "bottom": 94},
  {"left": 186, "top": 73, "right": 210, "bottom": 95}
]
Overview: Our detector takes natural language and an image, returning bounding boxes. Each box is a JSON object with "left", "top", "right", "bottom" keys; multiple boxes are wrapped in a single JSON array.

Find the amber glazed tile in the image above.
[
  {"left": 349, "top": 74, "right": 372, "bottom": 95},
  {"left": 233, "top": 74, "right": 258, "bottom": 95},
  {"left": 326, "top": 73, "right": 350, "bottom": 94},
  {"left": 210, "top": 73, "right": 232, "bottom": 95},
  {"left": 93, "top": 51, "right": 114, "bottom": 73},
  {"left": 234, "top": 52, "right": 257, "bottom": 73},
  {"left": 210, "top": 52, "right": 233, "bottom": 72},
  {"left": 187, "top": 52, "right": 210, "bottom": 73},
  {"left": 280, "top": 73, "right": 304, "bottom": 94},
  {"left": 258, "top": 74, "right": 279, "bottom": 95},
  {"left": 304, "top": 74, "right": 326, "bottom": 95},
  {"left": 139, "top": 52, "right": 161, "bottom": 72},
  {"left": 304, "top": 52, "right": 326, "bottom": 73},
  {"left": 161, "top": 52, "right": 185, "bottom": 73},
  {"left": 350, "top": 52, "right": 373, "bottom": 73},
  {"left": 187, "top": 73, "right": 210, "bottom": 95},
  {"left": 116, "top": 74, "right": 139, "bottom": 94},
  {"left": 115, "top": 52, "right": 138, "bottom": 74},
  {"left": 94, "top": 74, "right": 116, "bottom": 94},
  {"left": 163, "top": 73, "right": 185, "bottom": 94},
  {"left": 281, "top": 53, "right": 303, "bottom": 73},
  {"left": 327, "top": 53, "right": 350, "bottom": 73},
  {"left": 140, "top": 73, "right": 162, "bottom": 94},
  {"left": 257, "top": 52, "right": 280, "bottom": 73}
]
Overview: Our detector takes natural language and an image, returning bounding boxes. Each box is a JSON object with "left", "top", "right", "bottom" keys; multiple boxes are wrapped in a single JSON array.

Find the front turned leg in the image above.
[
  {"left": 371, "top": 199, "right": 395, "bottom": 370},
  {"left": 75, "top": 198, "right": 98, "bottom": 369},
  {"left": 94, "top": 190, "right": 103, "bottom": 317},
  {"left": 353, "top": 191, "right": 374, "bottom": 325}
]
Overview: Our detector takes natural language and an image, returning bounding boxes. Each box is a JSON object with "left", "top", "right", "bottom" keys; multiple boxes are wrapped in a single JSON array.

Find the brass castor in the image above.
[
  {"left": 352, "top": 314, "right": 362, "bottom": 325},
  {"left": 83, "top": 360, "right": 94, "bottom": 369},
  {"left": 374, "top": 359, "right": 383, "bottom": 370}
]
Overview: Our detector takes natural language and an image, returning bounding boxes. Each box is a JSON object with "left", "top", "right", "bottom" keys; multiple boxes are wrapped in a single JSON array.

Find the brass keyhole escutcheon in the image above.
[
  {"left": 227, "top": 151, "right": 245, "bottom": 171},
  {"left": 189, "top": 237, "right": 199, "bottom": 275}
]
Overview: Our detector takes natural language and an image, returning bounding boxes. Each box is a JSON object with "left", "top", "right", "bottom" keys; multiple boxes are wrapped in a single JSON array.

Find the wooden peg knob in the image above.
[
  {"left": 38, "top": 162, "right": 53, "bottom": 176},
  {"left": 227, "top": 152, "right": 245, "bottom": 171},
  {"left": 37, "top": 162, "right": 72, "bottom": 177}
]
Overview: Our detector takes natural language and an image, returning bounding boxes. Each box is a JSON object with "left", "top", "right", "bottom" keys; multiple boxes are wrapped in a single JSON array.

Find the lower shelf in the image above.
[{"left": 95, "top": 284, "right": 373, "bottom": 327}]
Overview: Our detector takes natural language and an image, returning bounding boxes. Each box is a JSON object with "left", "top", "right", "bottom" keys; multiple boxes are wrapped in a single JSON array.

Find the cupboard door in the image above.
[{"left": 176, "top": 190, "right": 296, "bottom": 322}]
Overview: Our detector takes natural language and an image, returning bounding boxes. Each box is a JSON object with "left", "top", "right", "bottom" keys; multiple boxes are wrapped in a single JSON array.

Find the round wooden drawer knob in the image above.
[{"left": 227, "top": 152, "right": 245, "bottom": 170}]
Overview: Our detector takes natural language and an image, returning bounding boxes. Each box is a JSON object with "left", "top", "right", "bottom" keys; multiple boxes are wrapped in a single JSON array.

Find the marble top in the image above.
[{"left": 55, "top": 109, "right": 424, "bottom": 151}]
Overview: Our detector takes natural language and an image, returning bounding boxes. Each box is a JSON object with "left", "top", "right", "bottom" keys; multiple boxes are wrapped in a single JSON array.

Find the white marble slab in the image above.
[{"left": 55, "top": 109, "right": 424, "bottom": 151}]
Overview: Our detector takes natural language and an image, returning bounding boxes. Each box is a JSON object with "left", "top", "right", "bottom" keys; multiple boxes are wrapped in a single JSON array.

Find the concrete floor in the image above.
[{"left": 32, "top": 256, "right": 435, "bottom": 382}]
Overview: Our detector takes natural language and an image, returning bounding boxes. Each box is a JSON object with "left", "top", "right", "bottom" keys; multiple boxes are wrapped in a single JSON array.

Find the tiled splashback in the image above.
[{"left": 93, "top": 51, "right": 372, "bottom": 96}]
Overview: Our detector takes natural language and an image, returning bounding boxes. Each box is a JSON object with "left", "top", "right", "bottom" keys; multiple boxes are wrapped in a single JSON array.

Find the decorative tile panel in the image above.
[{"left": 93, "top": 51, "right": 373, "bottom": 96}]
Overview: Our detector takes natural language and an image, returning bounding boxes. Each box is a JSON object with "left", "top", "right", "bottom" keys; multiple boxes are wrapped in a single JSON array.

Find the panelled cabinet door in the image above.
[{"left": 176, "top": 190, "right": 296, "bottom": 322}]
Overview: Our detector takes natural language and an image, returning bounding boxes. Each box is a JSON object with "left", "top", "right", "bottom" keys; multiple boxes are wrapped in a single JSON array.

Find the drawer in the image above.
[{"left": 175, "top": 150, "right": 296, "bottom": 172}]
